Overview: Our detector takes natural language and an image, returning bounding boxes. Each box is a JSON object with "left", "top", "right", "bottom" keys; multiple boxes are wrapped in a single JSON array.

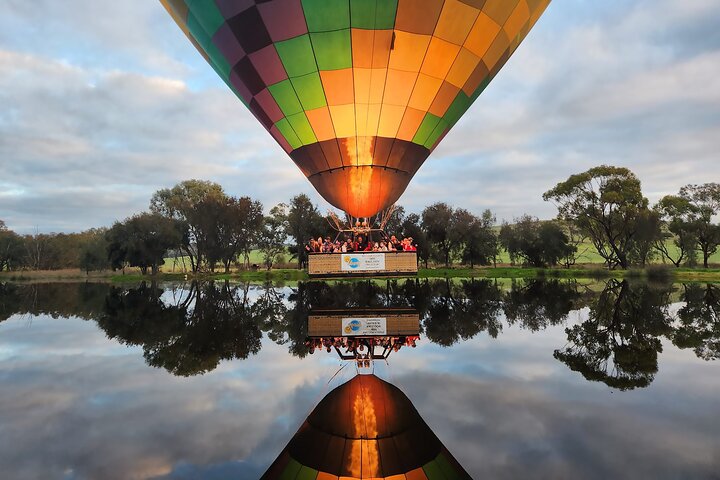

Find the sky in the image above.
[{"left": 1, "top": 0, "right": 719, "bottom": 234}]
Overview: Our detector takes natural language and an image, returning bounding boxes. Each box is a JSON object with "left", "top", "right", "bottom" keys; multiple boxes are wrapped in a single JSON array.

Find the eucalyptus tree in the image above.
[
  {"left": 0, "top": 220, "right": 24, "bottom": 271},
  {"left": 678, "top": 183, "right": 720, "bottom": 268},
  {"left": 285, "top": 194, "right": 326, "bottom": 268},
  {"left": 150, "top": 180, "right": 225, "bottom": 272},
  {"left": 654, "top": 195, "right": 698, "bottom": 267},
  {"left": 106, "top": 213, "right": 184, "bottom": 275},
  {"left": 260, "top": 204, "right": 289, "bottom": 270},
  {"left": 544, "top": 165, "right": 651, "bottom": 269},
  {"left": 422, "top": 202, "right": 455, "bottom": 267}
]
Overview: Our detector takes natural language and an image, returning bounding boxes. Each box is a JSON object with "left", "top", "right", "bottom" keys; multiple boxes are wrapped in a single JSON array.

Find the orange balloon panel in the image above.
[
  {"left": 161, "top": 0, "right": 552, "bottom": 217},
  {"left": 293, "top": 137, "right": 429, "bottom": 218}
]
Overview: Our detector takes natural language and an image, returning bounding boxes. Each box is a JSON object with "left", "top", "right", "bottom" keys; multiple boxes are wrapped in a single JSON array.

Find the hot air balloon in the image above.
[
  {"left": 160, "top": 0, "right": 551, "bottom": 219},
  {"left": 262, "top": 374, "right": 472, "bottom": 479}
]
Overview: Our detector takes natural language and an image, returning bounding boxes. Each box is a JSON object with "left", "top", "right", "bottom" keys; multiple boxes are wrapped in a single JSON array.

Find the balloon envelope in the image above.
[{"left": 161, "top": 0, "right": 551, "bottom": 217}]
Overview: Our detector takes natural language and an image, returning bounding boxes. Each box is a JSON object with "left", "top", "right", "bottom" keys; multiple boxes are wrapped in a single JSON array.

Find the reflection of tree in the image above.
[
  {"left": 673, "top": 284, "right": 720, "bottom": 360},
  {"left": 98, "top": 281, "right": 263, "bottom": 376},
  {"left": 503, "top": 280, "right": 583, "bottom": 331},
  {"left": 422, "top": 279, "right": 503, "bottom": 346},
  {"left": 0, "top": 282, "right": 109, "bottom": 322},
  {"left": 254, "top": 281, "right": 288, "bottom": 344},
  {"left": 0, "top": 282, "right": 21, "bottom": 322},
  {"left": 7, "top": 278, "right": 719, "bottom": 384},
  {"left": 554, "top": 279, "right": 674, "bottom": 390}
]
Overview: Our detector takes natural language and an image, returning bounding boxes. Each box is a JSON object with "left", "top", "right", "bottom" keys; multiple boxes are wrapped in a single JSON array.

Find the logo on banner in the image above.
[{"left": 343, "top": 256, "right": 360, "bottom": 269}]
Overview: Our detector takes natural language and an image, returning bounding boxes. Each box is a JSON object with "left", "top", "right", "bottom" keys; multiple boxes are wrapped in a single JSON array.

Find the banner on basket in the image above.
[{"left": 340, "top": 253, "right": 386, "bottom": 271}]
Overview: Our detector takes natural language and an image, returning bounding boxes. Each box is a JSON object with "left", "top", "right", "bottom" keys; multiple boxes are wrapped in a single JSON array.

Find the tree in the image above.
[
  {"left": 22, "top": 231, "right": 64, "bottom": 271},
  {"left": 538, "top": 221, "right": 577, "bottom": 267},
  {"left": 543, "top": 165, "right": 651, "bottom": 269},
  {"left": 106, "top": 213, "right": 184, "bottom": 275},
  {"left": 422, "top": 202, "right": 455, "bottom": 267},
  {"left": 260, "top": 204, "right": 289, "bottom": 270},
  {"left": 678, "top": 183, "right": 720, "bottom": 268},
  {"left": 558, "top": 220, "right": 588, "bottom": 268},
  {"left": 285, "top": 194, "right": 326, "bottom": 268},
  {"left": 149, "top": 180, "right": 225, "bottom": 272},
  {"left": 498, "top": 222, "right": 517, "bottom": 265},
  {"left": 499, "top": 215, "right": 574, "bottom": 267},
  {"left": 186, "top": 195, "right": 264, "bottom": 272},
  {"left": 186, "top": 197, "right": 229, "bottom": 272},
  {"left": 0, "top": 221, "right": 24, "bottom": 271},
  {"left": 231, "top": 196, "right": 264, "bottom": 269},
  {"left": 383, "top": 205, "right": 406, "bottom": 235},
  {"left": 627, "top": 208, "right": 662, "bottom": 267},
  {"left": 449, "top": 207, "right": 475, "bottom": 262},
  {"left": 79, "top": 229, "right": 110, "bottom": 274},
  {"left": 654, "top": 195, "right": 697, "bottom": 267},
  {"left": 460, "top": 209, "right": 498, "bottom": 268}
]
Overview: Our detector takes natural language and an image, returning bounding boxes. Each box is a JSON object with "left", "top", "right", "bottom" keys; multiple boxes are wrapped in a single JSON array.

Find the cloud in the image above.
[
  {"left": 1, "top": 0, "right": 720, "bottom": 231},
  {"left": 410, "top": 0, "right": 720, "bottom": 221},
  {"left": 0, "top": 49, "right": 315, "bottom": 233}
]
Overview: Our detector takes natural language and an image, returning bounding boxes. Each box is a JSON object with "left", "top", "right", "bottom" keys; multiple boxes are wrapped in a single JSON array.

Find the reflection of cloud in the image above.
[
  {"left": 1, "top": 302, "right": 719, "bottom": 479},
  {"left": 0, "top": 314, "right": 331, "bottom": 480},
  {"left": 390, "top": 324, "right": 720, "bottom": 479}
]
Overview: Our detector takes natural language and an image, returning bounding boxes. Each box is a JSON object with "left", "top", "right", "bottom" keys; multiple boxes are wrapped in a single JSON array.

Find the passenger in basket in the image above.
[
  {"left": 389, "top": 235, "right": 401, "bottom": 251},
  {"left": 355, "top": 235, "right": 367, "bottom": 252}
]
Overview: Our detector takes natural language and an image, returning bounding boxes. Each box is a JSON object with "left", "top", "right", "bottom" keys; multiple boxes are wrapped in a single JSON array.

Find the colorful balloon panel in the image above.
[
  {"left": 260, "top": 374, "right": 472, "bottom": 479},
  {"left": 161, "top": 0, "right": 551, "bottom": 217}
]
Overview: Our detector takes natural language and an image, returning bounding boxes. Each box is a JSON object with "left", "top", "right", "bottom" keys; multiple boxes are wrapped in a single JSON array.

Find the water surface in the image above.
[{"left": 0, "top": 279, "right": 718, "bottom": 479}]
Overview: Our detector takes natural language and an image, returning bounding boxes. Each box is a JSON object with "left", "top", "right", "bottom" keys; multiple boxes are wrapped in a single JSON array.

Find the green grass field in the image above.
[
  {"left": 160, "top": 241, "right": 720, "bottom": 273},
  {"left": 494, "top": 239, "right": 720, "bottom": 266},
  {"left": 162, "top": 249, "right": 286, "bottom": 272}
]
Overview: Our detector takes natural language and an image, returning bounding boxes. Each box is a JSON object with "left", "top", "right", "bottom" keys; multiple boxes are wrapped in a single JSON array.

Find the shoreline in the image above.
[{"left": 2, "top": 265, "right": 720, "bottom": 283}]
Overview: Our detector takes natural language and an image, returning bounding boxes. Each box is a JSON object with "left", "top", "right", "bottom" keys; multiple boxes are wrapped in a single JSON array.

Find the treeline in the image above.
[
  {"left": 544, "top": 166, "right": 720, "bottom": 269},
  {"left": 1, "top": 181, "right": 293, "bottom": 274},
  {"left": 1, "top": 166, "right": 719, "bottom": 273},
  {"left": 0, "top": 222, "right": 108, "bottom": 273},
  {"left": 413, "top": 166, "right": 720, "bottom": 270}
]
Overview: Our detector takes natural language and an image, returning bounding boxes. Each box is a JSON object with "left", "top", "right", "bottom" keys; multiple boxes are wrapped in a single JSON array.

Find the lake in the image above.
[{"left": 0, "top": 279, "right": 718, "bottom": 479}]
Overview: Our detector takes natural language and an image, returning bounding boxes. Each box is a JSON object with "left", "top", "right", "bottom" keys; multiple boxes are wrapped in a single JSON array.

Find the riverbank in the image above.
[{"left": 2, "top": 265, "right": 720, "bottom": 283}]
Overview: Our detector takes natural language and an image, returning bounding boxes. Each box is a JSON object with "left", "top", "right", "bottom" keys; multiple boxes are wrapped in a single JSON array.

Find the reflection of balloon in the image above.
[
  {"left": 262, "top": 373, "right": 471, "bottom": 479},
  {"left": 161, "top": 0, "right": 551, "bottom": 217}
]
